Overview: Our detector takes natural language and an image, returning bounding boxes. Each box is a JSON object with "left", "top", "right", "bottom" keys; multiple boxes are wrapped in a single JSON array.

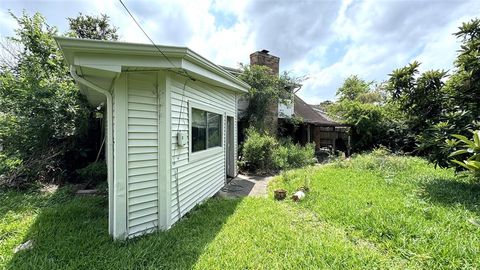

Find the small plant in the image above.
[{"left": 449, "top": 130, "right": 480, "bottom": 178}]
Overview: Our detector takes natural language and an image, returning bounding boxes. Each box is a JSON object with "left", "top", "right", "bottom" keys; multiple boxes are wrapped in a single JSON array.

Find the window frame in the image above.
[{"left": 189, "top": 101, "right": 224, "bottom": 162}]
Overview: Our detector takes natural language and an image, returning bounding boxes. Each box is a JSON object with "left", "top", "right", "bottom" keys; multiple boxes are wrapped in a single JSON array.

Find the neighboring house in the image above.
[
  {"left": 233, "top": 50, "right": 350, "bottom": 154},
  {"left": 285, "top": 95, "right": 350, "bottom": 154},
  {"left": 55, "top": 37, "right": 249, "bottom": 239}
]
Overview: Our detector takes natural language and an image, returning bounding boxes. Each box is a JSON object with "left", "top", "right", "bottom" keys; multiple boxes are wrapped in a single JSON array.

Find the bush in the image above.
[
  {"left": 76, "top": 161, "right": 107, "bottom": 187},
  {"left": 239, "top": 129, "right": 278, "bottom": 172},
  {"left": 239, "top": 129, "right": 316, "bottom": 173}
]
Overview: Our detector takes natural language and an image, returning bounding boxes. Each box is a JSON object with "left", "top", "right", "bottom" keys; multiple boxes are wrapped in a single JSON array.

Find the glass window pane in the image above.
[
  {"left": 207, "top": 112, "right": 221, "bottom": 148},
  {"left": 192, "top": 108, "right": 206, "bottom": 152}
]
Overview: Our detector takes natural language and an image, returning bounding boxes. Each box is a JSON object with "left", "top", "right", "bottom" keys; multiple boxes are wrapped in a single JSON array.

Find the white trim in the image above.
[
  {"left": 188, "top": 101, "right": 224, "bottom": 163},
  {"left": 54, "top": 36, "right": 249, "bottom": 93},
  {"left": 163, "top": 74, "right": 172, "bottom": 228}
]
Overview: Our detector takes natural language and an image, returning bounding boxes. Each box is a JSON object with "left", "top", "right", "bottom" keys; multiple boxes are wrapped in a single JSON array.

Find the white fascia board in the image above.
[
  {"left": 183, "top": 50, "right": 250, "bottom": 92},
  {"left": 181, "top": 59, "right": 246, "bottom": 93},
  {"left": 73, "top": 52, "right": 183, "bottom": 72}
]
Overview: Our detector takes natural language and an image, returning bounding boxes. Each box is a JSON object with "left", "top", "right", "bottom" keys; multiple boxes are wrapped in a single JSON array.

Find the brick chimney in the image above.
[
  {"left": 249, "top": 49, "right": 280, "bottom": 76},
  {"left": 250, "top": 50, "right": 280, "bottom": 134}
]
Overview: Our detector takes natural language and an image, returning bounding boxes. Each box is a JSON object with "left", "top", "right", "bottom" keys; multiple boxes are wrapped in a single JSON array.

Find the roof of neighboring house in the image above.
[{"left": 294, "top": 95, "right": 346, "bottom": 126}]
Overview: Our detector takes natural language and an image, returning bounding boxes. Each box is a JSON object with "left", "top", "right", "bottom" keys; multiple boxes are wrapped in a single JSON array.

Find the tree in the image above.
[
  {"left": 386, "top": 18, "right": 480, "bottom": 168},
  {"left": 336, "top": 75, "right": 371, "bottom": 102},
  {"left": 67, "top": 13, "right": 119, "bottom": 40},
  {"left": 388, "top": 62, "right": 447, "bottom": 131},
  {"left": 0, "top": 11, "right": 90, "bottom": 185},
  {"left": 0, "top": 11, "right": 120, "bottom": 186}
]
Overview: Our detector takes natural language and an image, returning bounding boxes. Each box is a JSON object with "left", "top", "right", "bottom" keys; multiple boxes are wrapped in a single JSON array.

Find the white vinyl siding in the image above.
[
  {"left": 169, "top": 73, "right": 237, "bottom": 224},
  {"left": 126, "top": 72, "right": 159, "bottom": 236}
]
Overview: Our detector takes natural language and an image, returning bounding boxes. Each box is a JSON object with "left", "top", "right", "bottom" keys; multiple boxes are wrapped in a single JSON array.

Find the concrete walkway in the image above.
[{"left": 216, "top": 174, "right": 273, "bottom": 198}]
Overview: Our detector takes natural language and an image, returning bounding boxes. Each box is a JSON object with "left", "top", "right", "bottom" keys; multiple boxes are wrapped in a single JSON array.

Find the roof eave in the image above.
[{"left": 54, "top": 36, "right": 250, "bottom": 93}]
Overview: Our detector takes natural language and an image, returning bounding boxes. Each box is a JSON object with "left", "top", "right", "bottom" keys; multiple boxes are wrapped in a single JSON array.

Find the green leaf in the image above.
[
  {"left": 449, "top": 149, "right": 468, "bottom": 157},
  {"left": 451, "top": 159, "right": 470, "bottom": 170},
  {"left": 452, "top": 134, "right": 476, "bottom": 148},
  {"left": 473, "top": 130, "right": 480, "bottom": 146}
]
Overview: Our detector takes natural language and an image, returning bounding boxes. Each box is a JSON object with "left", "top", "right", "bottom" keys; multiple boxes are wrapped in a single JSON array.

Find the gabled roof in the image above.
[
  {"left": 294, "top": 95, "right": 346, "bottom": 126},
  {"left": 54, "top": 37, "right": 250, "bottom": 93}
]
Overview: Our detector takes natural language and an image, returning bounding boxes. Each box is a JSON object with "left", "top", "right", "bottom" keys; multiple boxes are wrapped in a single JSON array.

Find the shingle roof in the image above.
[{"left": 294, "top": 95, "right": 345, "bottom": 126}]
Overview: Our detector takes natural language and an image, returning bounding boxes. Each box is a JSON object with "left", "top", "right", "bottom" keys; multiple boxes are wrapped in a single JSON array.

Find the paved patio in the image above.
[{"left": 216, "top": 174, "right": 273, "bottom": 198}]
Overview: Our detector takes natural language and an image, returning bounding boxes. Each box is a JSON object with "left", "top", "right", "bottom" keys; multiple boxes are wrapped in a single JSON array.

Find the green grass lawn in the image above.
[{"left": 1, "top": 153, "right": 479, "bottom": 269}]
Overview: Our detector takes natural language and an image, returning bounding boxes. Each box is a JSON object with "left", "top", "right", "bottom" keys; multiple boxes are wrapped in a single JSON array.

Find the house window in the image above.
[{"left": 192, "top": 108, "right": 222, "bottom": 152}]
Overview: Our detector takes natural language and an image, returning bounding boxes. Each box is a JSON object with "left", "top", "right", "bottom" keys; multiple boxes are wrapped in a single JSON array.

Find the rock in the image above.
[
  {"left": 274, "top": 189, "right": 287, "bottom": 200},
  {"left": 291, "top": 191, "right": 306, "bottom": 202},
  {"left": 14, "top": 240, "right": 33, "bottom": 253}
]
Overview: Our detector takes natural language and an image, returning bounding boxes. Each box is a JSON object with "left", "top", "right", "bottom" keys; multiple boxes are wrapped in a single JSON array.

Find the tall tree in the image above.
[
  {"left": 336, "top": 75, "right": 371, "bottom": 102},
  {"left": 388, "top": 62, "right": 447, "bottom": 131},
  {"left": 67, "top": 13, "right": 119, "bottom": 40}
]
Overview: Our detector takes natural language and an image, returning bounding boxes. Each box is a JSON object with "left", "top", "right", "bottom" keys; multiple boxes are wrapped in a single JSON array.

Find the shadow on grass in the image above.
[
  {"left": 422, "top": 177, "right": 480, "bottom": 214},
  {"left": 6, "top": 189, "right": 242, "bottom": 269}
]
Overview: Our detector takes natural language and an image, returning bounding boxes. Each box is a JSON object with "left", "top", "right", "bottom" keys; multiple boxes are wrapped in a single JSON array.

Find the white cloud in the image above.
[{"left": 1, "top": 0, "right": 479, "bottom": 103}]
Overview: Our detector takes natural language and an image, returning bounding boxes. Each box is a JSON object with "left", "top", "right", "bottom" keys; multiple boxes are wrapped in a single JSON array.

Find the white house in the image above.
[{"left": 55, "top": 37, "right": 249, "bottom": 239}]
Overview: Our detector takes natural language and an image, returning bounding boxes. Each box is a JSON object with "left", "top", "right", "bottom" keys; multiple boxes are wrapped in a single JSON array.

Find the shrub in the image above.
[
  {"left": 239, "top": 129, "right": 316, "bottom": 173},
  {"left": 76, "top": 161, "right": 107, "bottom": 187},
  {"left": 239, "top": 128, "right": 278, "bottom": 172}
]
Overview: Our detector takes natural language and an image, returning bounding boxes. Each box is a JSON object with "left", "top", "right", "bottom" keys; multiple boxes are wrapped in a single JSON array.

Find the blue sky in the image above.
[{"left": 1, "top": 0, "right": 479, "bottom": 103}]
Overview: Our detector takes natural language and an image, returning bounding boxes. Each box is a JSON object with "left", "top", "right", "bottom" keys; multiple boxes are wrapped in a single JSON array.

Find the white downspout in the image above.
[{"left": 69, "top": 65, "right": 115, "bottom": 236}]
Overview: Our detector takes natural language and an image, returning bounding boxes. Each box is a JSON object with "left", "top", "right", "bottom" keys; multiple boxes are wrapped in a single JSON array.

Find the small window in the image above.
[{"left": 191, "top": 108, "right": 222, "bottom": 153}]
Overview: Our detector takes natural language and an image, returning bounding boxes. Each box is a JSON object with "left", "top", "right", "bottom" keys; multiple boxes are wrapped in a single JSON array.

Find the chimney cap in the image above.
[{"left": 260, "top": 49, "right": 270, "bottom": 54}]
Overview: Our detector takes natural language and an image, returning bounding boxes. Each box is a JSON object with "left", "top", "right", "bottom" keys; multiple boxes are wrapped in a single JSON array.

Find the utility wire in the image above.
[
  {"left": 119, "top": 0, "right": 197, "bottom": 82},
  {"left": 119, "top": 0, "right": 176, "bottom": 69}
]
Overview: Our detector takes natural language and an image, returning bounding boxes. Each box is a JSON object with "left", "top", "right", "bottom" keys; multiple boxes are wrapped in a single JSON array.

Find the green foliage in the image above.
[
  {"left": 336, "top": 75, "right": 371, "bottom": 102},
  {"left": 239, "top": 65, "right": 302, "bottom": 134},
  {"left": 0, "top": 12, "right": 90, "bottom": 185},
  {"left": 449, "top": 130, "right": 480, "bottom": 178},
  {"left": 326, "top": 74, "right": 409, "bottom": 153},
  {"left": 76, "top": 161, "right": 107, "bottom": 187},
  {"left": 326, "top": 17, "right": 480, "bottom": 168},
  {"left": 0, "top": 11, "right": 119, "bottom": 186},
  {"left": 452, "top": 18, "right": 480, "bottom": 113},
  {"left": 273, "top": 140, "right": 316, "bottom": 170},
  {"left": 386, "top": 18, "right": 480, "bottom": 168},
  {"left": 67, "top": 13, "right": 119, "bottom": 40},
  {"left": 388, "top": 62, "right": 447, "bottom": 131},
  {"left": 239, "top": 128, "right": 278, "bottom": 172},
  {"left": 0, "top": 153, "right": 22, "bottom": 175},
  {"left": 329, "top": 100, "right": 408, "bottom": 152},
  {"left": 239, "top": 128, "right": 315, "bottom": 173}
]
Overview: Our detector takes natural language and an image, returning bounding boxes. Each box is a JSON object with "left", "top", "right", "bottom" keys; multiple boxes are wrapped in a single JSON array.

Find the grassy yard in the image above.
[{"left": 1, "top": 153, "right": 479, "bottom": 269}]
